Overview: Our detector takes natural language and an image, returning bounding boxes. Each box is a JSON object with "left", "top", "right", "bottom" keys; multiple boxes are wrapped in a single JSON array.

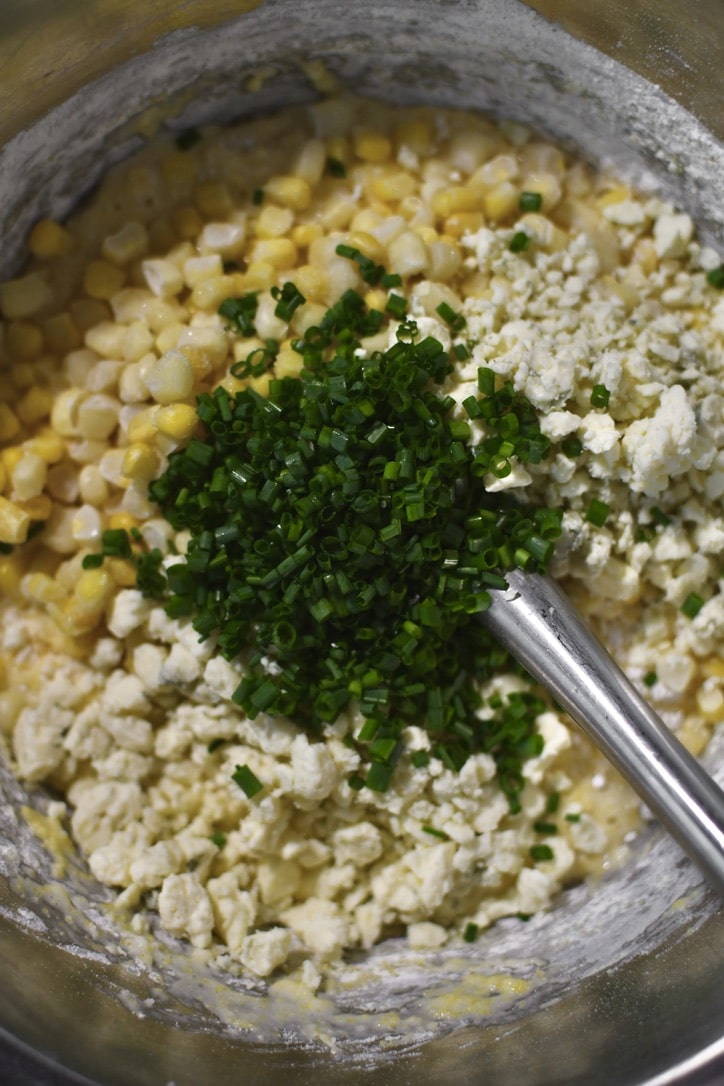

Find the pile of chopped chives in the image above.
[{"left": 136, "top": 282, "right": 564, "bottom": 807}]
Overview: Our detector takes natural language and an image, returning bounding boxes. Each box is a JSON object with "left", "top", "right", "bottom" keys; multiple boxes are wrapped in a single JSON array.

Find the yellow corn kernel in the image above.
[
  {"left": 108, "top": 512, "right": 139, "bottom": 532},
  {"left": 483, "top": 181, "right": 519, "bottom": 222},
  {"left": 353, "top": 131, "right": 392, "bottom": 164},
  {"left": 0, "top": 552, "right": 26, "bottom": 595},
  {"left": 12, "top": 451, "right": 47, "bottom": 501},
  {"left": 249, "top": 373, "right": 273, "bottom": 397},
  {"left": 364, "top": 289, "right": 387, "bottom": 312},
  {"left": 105, "top": 557, "right": 137, "bottom": 587},
  {"left": 395, "top": 117, "right": 433, "bottom": 155},
  {"left": 28, "top": 218, "right": 74, "bottom": 259},
  {"left": 122, "top": 442, "right": 160, "bottom": 482},
  {"left": 6, "top": 321, "right": 43, "bottom": 361},
  {"left": 83, "top": 260, "right": 126, "bottom": 301},
  {"left": 431, "top": 186, "right": 483, "bottom": 219},
  {"left": 15, "top": 386, "right": 51, "bottom": 427},
  {"left": 265, "top": 175, "right": 312, "bottom": 211},
  {"left": 291, "top": 223, "right": 323, "bottom": 250},
  {"left": 155, "top": 403, "right": 198, "bottom": 441},
  {"left": 428, "top": 239, "right": 462, "bottom": 281},
  {"left": 76, "top": 393, "right": 120, "bottom": 440},
  {"left": 413, "top": 225, "right": 438, "bottom": 245},
  {"left": 346, "top": 230, "right": 387, "bottom": 264},
  {"left": 18, "top": 494, "right": 53, "bottom": 520},
  {"left": 77, "top": 465, "right": 108, "bottom": 507},
  {"left": 42, "top": 312, "right": 81, "bottom": 354},
  {"left": 0, "top": 496, "right": 31, "bottom": 544},
  {"left": 23, "top": 572, "right": 66, "bottom": 605},
  {"left": 195, "top": 181, "right": 234, "bottom": 219},
  {"left": 369, "top": 172, "right": 417, "bottom": 203},
  {"left": 286, "top": 264, "right": 326, "bottom": 306},
  {"left": 171, "top": 205, "right": 205, "bottom": 240},
  {"left": 2, "top": 447, "right": 23, "bottom": 474},
  {"left": 102, "top": 219, "right": 149, "bottom": 265},
  {"left": 67, "top": 567, "right": 114, "bottom": 620},
  {"left": 0, "top": 404, "right": 21, "bottom": 444},
  {"left": 0, "top": 462, "right": 7, "bottom": 492},
  {"left": 292, "top": 138, "right": 326, "bottom": 185},
  {"left": 240, "top": 262, "right": 276, "bottom": 292},
  {"left": 11, "top": 362, "right": 34, "bottom": 390},
  {"left": 215, "top": 374, "right": 246, "bottom": 398},
  {"left": 254, "top": 205, "right": 295, "bottom": 240},
  {"left": 126, "top": 407, "right": 159, "bottom": 444},
  {"left": 145, "top": 350, "right": 195, "bottom": 404},
  {"left": 387, "top": 230, "right": 429, "bottom": 277},
  {"left": 190, "top": 274, "right": 239, "bottom": 311},
  {"left": 25, "top": 429, "right": 67, "bottom": 466},
  {"left": 249, "top": 238, "right": 298, "bottom": 270},
  {"left": 632, "top": 238, "right": 657, "bottom": 276},
  {"left": 273, "top": 348, "right": 304, "bottom": 379},
  {"left": 0, "top": 272, "right": 54, "bottom": 321},
  {"left": 597, "top": 184, "right": 631, "bottom": 209}
]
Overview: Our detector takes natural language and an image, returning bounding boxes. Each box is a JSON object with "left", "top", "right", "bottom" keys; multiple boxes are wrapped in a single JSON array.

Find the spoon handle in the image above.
[{"left": 479, "top": 569, "right": 724, "bottom": 897}]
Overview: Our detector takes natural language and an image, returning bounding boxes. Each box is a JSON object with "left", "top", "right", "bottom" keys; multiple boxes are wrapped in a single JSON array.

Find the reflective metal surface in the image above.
[{"left": 0, "top": 1, "right": 722, "bottom": 1083}]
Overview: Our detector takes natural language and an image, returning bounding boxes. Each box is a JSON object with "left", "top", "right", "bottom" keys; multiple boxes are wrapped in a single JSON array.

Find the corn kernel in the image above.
[
  {"left": 292, "top": 139, "right": 327, "bottom": 185},
  {"left": 18, "top": 494, "right": 53, "bottom": 521},
  {"left": 291, "top": 264, "right": 329, "bottom": 305},
  {"left": 364, "top": 289, "right": 387, "bottom": 312},
  {"left": 144, "top": 350, "right": 194, "bottom": 404},
  {"left": 28, "top": 218, "right": 75, "bottom": 259},
  {"left": 122, "top": 442, "right": 161, "bottom": 482},
  {"left": 265, "top": 175, "right": 312, "bottom": 211},
  {"left": 483, "top": 181, "right": 519, "bottom": 222},
  {"left": 42, "top": 312, "right": 81, "bottom": 354},
  {"left": 0, "top": 462, "right": 7, "bottom": 492},
  {"left": 11, "top": 361, "right": 34, "bottom": 390},
  {"left": 249, "top": 238, "right": 298, "bottom": 270},
  {"left": 108, "top": 512, "right": 139, "bottom": 532},
  {"left": 85, "top": 320, "right": 128, "bottom": 357},
  {"left": 7, "top": 321, "right": 43, "bottom": 360},
  {"left": 241, "top": 262, "right": 276, "bottom": 292},
  {"left": 0, "top": 552, "right": 26, "bottom": 595},
  {"left": 23, "top": 572, "right": 66, "bottom": 605},
  {"left": 195, "top": 181, "right": 234, "bottom": 219},
  {"left": 12, "top": 451, "right": 47, "bottom": 501},
  {"left": 292, "top": 223, "right": 323, "bottom": 250},
  {"left": 387, "top": 230, "right": 429, "bottom": 277},
  {"left": 102, "top": 220, "right": 149, "bottom": 265},
  {"left": 273, "top": 349, "right": 304, "bottom": 379},
  {"left": 155, "top": 403, "right": 199, "bottom": 441},
  {"left": 2, "top": 447, "right": 23, "bottom": 474},
  {"left": 254, "top": 205, "right": 295, "bottom": 240},
  {"left": 16, "top": 387, "right": 53, "bottom": 426},
  {"left": 71, "top": 566, "right": 114, "bottom": 610},
  {"left": 395, "top": 118, "right": 433, "bottom": 156},
  {"left": 76, "top": 393, "right": 120, "bottom": 440},
  {"left": 83, "top": 260, "right": 126, "bottom": 301},
  {"left": 24, "top": 430, "right": 66, "bottom": 464},
  {"left": 171, "top": 205, "right": 205, "bottom": 240},
  {"left": 0, "top": 272, "right": 54, "bottom": 320},
  {"left": 190, "top": 274, "right": 239, "bottom": 311},
  {"left": 47, "top": 461, "right": 79, "bottom": 503},
  {"left": 353, "top": 131, "right": 392, "bottom": 164},
  {"left": 142, "top": 258, "right": 184, "bottom": 299},
  {"left": 249, "top": 373, "right": 273, "bottom": 397},
  {"left": 71, "top": 504, "right": 103, "bottom": 545},
  {"left": 0, "top": 496, "right": 31, "bottom": 544},
  {"left": 369, "top": 172, "right": 417, "bottom": 203},
  {"left": 0, "top": 404, "right": 21, "bottom": 443}
]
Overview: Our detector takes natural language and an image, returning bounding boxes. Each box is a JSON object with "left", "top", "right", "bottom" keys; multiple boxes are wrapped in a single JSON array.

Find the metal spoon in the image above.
[{"left": 477, "top": 568, "right": 724, "bottom": 897}]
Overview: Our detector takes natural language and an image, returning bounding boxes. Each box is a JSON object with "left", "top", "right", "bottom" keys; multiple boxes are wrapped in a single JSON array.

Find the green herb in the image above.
[
  {"left": 335, "top": 243, "right": 389, "bottom": 286},
  {"left": 142, "top": 282, "right": 563, "bottom": 803},
  {"left": 533, "top": 820, "right": 557, "bottom": 835},
  {"left": 530, "top": 844, "right": 554, "bottom": 861},
  {"left": 230, "top": 338, "right": 279, "bottom": 380},
  {"left": 706, "top": 265, "right": 724, "bottom": 290},
  {"left": 681, "top": 592, "right": 704, "bottom": 619},
  {"left": 326, "top": 157, "right": 347, "bottom": 178},
  {"left": 509, "top": 231, "right": 531, "bottom": 253},
  {"left": 207, "top": 738, "right": 225, "bottom": 753},
  {"left": 590, "top": 384, "right": 611, "bottom": 409},
  {"left": 545, "top": 791, "right": 560, "bottom": 814},
  {"left": 272, "top": 281, "right": 306, "bottom": 322},
  {"left": 586, "top": 499, "right": 610, "bottom": 527},
  {"left": 252, "top": 188, "right": 264, "bottom": 206},
  {"left": 435, "top": 301, "right": 466, "bottom": 333},
  {"left": 219, "top": 294, "right": 259, "bottom": 337},
  {"left": 651, "top": 506, "right": 671, "bottom": 527},
  {"left": 411, "top": 750, "right": 430, "bottom": 768},
  {"left": 175, "top": 127, "right": 201, "bottom": 151},
  {"left": 463, "top": 922, "right": 479, "bottom": 943},
  {"left": 209, "top": 831, "right": 227, "bottom": 848},
  {"left": 422, "top": 825, "right": 450, "bottom": 840},
  {"left": 231, "top": 764, "right": 264, "bottom": 798},
  {"left": 519, "top": 191, "right": 543, "bottom": 212},
  {"left": 0, "top": 542, "right": 13, "bottom": 555},
  {"left": 386, "top": 293, "right": 408, "bottom": 319},
  {"left": 643, "top": 671, "right": 657, "bottom": 688},
  {"left": 561, "top": 436, "right": 583, "bottom": 459},
  {"left": 564, "top": 812, "right": 581, "bottom": 823},
  {"left": 516, "top": 912, "right": 532, "bottom": 922}
]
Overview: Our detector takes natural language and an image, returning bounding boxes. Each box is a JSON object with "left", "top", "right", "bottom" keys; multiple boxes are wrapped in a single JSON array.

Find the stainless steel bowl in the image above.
[{"left": 0, "top": 2, "right": 722, "bottom": 1083}]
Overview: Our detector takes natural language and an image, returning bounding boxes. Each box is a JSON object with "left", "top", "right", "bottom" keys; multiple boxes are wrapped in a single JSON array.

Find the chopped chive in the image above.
[
  {"left": 463, "top": 922, "right": 479, "bottom": 943},
  {"left": 590, "top": 383, "right": 611, "bottom": 409},
  {"left": 519, "top": 191, "right": 542, "bottom": 212},
  {"left": 545, "top": 791, "right": 560, "bottom": 814},
  {"left": 643, "top": 671, "right": 657, "bottom": 688},
  {"left": 209, "top": 831, "right": 227, "bottom": 848},
  {"left": 681, "top": 592, "right": 704, "bottom": 619},
  {"left": 411, "top": 750, "right": 430, "bottom": 768},
  {"left": 533, "top": 820, "right": 558, "bottom": 835},
  {"left": 231, "top": 764, "right": 264, "bottom": 798},
  {"left": 422, "top": 825, "right": 450, "bottom": 840},
  {"left": 586, "top": 499, "right": 610, "bottom": 527},
  {"left": 530, "top": 844, "right": 554, "bottom": 861},
  {"left": 175, "top": 127, "right": 201, "bottom": 151},
  {"left": 706, "top": 265, "right": 724, "bottom": 289},
  {"left": 272, "top": 282, "right": 306, "bottom": 321},
  {"left": 252, "top": 188, "right": 264, "bottom": 205},
  {"left": 564, "top": 812, "right": 581, "bottom": 823},
  {"left": 561, "top": 435, "right": 583, "bottom": 459},
  {"left": 435, "top": 301, "right": 466, "bottom": 332},
  {"left": 509, "top": 230, "right": 530, "bottom": 253},
  {"left": 326, "top": 157, "right": 346, "bottom": 178},
  {"left": 386, "top": 293, "right": 408, "bottom": 319},
  {"left": 207, "top": 738, "right": 225, "bottom": 753}
]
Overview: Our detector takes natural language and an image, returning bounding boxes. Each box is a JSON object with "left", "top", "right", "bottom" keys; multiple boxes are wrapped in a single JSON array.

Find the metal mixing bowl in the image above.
[{"left": 0, "top": 2, "right": 722, "bottom": 1083}]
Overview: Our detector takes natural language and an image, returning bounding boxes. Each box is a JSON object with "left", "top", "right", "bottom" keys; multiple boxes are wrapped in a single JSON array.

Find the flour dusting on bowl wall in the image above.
[{"left": 0, "top": 3, "right": 722, "bottom": 1085}]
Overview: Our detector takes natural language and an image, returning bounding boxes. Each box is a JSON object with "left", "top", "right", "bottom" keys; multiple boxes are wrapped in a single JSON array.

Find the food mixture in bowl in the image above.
[{"left": 0, "top": 96, "right": 721, "bottom": 986}]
